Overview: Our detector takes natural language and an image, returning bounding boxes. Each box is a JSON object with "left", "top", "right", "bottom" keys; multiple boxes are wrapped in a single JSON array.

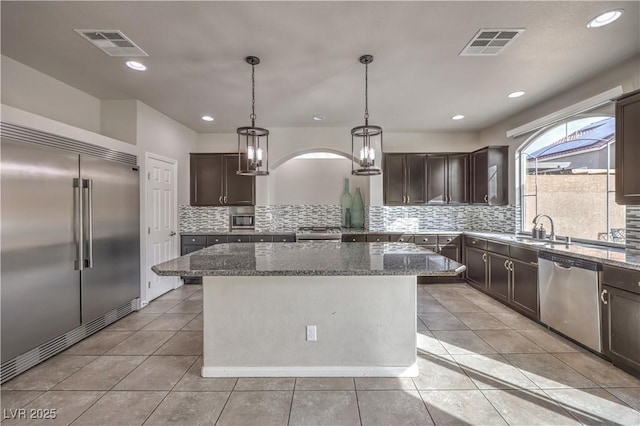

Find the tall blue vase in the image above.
[
  {"left": 351, "top": 187, "right": 365, "bottom": 228},
  {"left": 340, "top": 178, "right": 352, "bottom": 227}
]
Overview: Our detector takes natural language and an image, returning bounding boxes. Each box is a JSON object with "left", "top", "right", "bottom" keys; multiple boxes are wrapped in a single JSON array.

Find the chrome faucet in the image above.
[{"left": 532, "top": 214, "right": 556, "bottom": 241}]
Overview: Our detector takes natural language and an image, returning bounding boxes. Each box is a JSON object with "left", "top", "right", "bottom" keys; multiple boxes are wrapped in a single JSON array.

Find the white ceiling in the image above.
[{"left": 1, "top": 1, "right": 639, "bottom": 133}]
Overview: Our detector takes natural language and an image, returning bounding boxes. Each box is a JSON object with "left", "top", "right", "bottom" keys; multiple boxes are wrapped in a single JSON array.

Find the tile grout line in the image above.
[
  {"left": 286, "top": 377, "right": 296, "bottom": 426},
  {"left": 214, "top": 374, "right": 239, "bottom": 426},
  {"left": 353, "top": 377, "right": 363, "bottom": 426}
]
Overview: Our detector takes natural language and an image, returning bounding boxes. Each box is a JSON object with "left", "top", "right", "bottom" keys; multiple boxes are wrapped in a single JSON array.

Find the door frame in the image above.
[{"left": 141, "top": 152, "right": 180, "bottom": 306}]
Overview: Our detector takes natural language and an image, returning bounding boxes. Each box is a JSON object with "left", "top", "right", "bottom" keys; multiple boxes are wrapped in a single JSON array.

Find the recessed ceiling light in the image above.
[
  {"left": 201, "top": 115, "right": 214, "bottom": 122},
  {"left": 508, "top": 91, "right": 526, "bottom": 98},
  {"left": 313, "top": 115, "right": 326, "bottom": 121},
  {"left": 126, "top": 60, "right": 146, "bottom": 71},
  {"left": 451, "top": 115, "right": 465, "bottom": 120},
  {"left": 587, "top": 9, "right": 624, "bottom": 28}
]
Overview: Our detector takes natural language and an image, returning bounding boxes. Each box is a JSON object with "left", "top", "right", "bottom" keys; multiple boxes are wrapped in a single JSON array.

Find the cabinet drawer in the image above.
[
  {"left": 603, "top": 265, "right": 640, "bottom": 295},
  {"left": 510, "top": 246, "right": 538, "bottom": 265},
  {"left": 394, "top": 234, "right": 414, "bottom": 243},
  {"left": 414, "top": 234, "right": 437, "bottom": 245},
  {"left": 464, "top": 236, "right": 487, "bottom": 250},
  {"left": 366, "top": 234, "right": 391, "bottom": 242},
  {"left": 487, "top": 240, "right": 509, "bottom": 256},
  {"left": 181, "top": 244, "right": 204, "bottom": 255},
  {"left": 438, "top": 234, "right": 461, "bottom": 246},
  {"left": 272, "top": 234, "right": 295, "bottom": 242},
  {"left": 251, "top": 235, "right": 273, "bottom": 242},
  {"left": 182, "top": 235, "right": 206, "bottom": 245},
  {"left": 207, "top": 235, "right": 228, "bottom": 246},
  {"left": 343, "top": 235, "right": 366, "bottom": 242},
  {"left": 228, "top": 235, "right": 252, "bottom": 243}
]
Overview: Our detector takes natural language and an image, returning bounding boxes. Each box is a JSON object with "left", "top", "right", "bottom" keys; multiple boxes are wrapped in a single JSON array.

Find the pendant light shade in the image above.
[
  {"left": 352, "top": 55, "right": 383, "bottom": 176},
  {"left": 237, "top": 56, "right": 269, "bottom": 176}
]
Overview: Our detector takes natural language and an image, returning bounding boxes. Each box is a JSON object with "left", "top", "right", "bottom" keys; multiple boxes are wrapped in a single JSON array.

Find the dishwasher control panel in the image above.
[{"left": 538, "top": 251, "right": 602, "bottom": 271}]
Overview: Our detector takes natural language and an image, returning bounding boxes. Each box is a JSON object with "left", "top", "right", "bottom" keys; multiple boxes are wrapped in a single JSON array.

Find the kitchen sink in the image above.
[{"left": 510, "top": 236, "right": 568, "bottom": 246}]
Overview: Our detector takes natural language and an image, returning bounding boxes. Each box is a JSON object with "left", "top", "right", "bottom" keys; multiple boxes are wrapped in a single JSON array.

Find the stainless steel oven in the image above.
[{"left": 230, "top": 214, "right": 255, "bottom": 230}]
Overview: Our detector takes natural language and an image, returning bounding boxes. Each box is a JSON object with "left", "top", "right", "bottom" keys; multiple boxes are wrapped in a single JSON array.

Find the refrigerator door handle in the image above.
[
  {"left": 74, "top": 178, "right": 84, "bottom": 271},
  {"left": 83, "top": 179, "right": 94, "bottom": 268}
]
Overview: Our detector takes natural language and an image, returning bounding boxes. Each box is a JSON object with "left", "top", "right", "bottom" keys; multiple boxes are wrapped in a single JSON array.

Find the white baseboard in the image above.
[{"left": 201, "top": 362, "right": 419, "bottom": 378}]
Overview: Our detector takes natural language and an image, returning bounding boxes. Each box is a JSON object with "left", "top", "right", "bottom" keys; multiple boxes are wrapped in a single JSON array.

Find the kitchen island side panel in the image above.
[{"left": 202, "top": 275, "right": 417, "bottom": 377}]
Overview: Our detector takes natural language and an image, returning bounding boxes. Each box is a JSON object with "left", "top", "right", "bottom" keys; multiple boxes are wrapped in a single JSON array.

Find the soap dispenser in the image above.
[
  {"left": 532, "top": 225, "right": 540, "bottom": 239},
  {"left": 539, "top": 224, "right": 547, "bottom": 239}
]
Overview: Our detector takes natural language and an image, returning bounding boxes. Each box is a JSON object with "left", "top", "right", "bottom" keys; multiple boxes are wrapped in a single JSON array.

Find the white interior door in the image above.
[{"left": 146, "top": 154, "right": 178, "bottom": 301}]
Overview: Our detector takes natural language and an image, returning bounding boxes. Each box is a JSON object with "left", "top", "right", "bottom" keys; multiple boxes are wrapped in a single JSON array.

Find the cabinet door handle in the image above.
[
  {"left": 403, "top": 195, "right": 406, "bottom": 203},
  {"left": 600, "top": 289, "right": 608, "bottom": 304},
  {"left": 504, "top": 259, "right": 509, "bottom": 270},
  {"left": 484, "top": 195, "right": 488, "bottom": 203},
  {"left": 509, "top": 261, "right": 514, "bottom": 271},
  {"left": 219, "top": 195, "right": 223, "bottom": 204},
  {"left": 482, "top": 253, "right": 487, "bottom": 262},
  {"left": 223, "top": 195, "right": 227, "bottom": 203},
  {"left": 407, "top": 195, "right": 410, "bottom": 203}
]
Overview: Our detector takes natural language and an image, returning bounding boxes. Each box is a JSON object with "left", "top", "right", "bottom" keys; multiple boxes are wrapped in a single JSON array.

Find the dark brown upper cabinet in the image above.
[
  {"left": 383, "top": 154, "right": 427, "bottom": 205},
  {"left": 190, "top": 153, "right": 255, "bottom": 206},
  {"left": 426, "top": 153, "right": 469, "bottom": 204},
  {"left": 615, "top": 89, "right": 640, "bottom": 205},
  {"left": 470, "top": 146, "right": 508, "bottom": 205}
]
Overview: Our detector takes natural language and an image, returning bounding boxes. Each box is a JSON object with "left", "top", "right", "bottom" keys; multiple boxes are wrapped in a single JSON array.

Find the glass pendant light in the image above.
[
  {"left": 237, "top": 56, "right": 269, "bottom": 176},
  {"left": 351, "top": 55, "right": 383, "bottom": 176}
]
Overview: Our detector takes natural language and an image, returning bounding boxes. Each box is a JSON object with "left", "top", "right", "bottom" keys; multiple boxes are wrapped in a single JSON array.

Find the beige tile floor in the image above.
[{"left": 2, "top": 283, "right": 639, "bottom": 425}]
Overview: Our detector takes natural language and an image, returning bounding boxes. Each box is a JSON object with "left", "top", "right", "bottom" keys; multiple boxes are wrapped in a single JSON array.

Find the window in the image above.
[{"left": 518, "top": 104, "right": 625, "bottom": 243}]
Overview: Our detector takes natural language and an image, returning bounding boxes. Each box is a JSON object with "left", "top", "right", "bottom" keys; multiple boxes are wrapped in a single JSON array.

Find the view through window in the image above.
[{"left": 519, "top": 104, "right": 625, "bottom": 243}]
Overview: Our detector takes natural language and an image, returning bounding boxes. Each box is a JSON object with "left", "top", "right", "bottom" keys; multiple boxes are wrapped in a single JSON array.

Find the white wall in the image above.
[
  {"left": 101, "top": 99, "right": 138, "bottom": 145},
  {"left": 1, "top": 55, "right": 102, "bottom": 133},
  {"left": 479, "top": 55, "right": 640, "bottom": 204},
  {"left": 136, "top": 101, "right": 197, "bottom": 206},
  {"left": 270, "top": 156, "right": 370, "bottom": 205}
]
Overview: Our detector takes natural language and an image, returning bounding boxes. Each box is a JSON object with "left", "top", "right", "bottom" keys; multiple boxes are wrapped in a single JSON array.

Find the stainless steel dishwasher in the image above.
[{"left": 538, "top": 251, "right": 603, "bottom": 352}]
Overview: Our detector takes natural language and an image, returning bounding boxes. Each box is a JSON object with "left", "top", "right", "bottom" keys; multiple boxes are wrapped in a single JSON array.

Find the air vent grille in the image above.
[
  {"left": 460, "top": 28, "right": 525, "bottom": 56},
  {"left": 0, "top": 123, "right": 138, "bottom": 166},
  {"left": 1, "top": 299, "right": 138, "bottom": 384},
  {"left": 74, "top": 29, "right": 147, "bottom": 57}
]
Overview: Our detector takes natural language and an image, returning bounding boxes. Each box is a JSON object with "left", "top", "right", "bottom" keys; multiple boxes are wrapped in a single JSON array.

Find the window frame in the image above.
[{"left": 516, "top": 112, "right": 623, "bottom": 246}]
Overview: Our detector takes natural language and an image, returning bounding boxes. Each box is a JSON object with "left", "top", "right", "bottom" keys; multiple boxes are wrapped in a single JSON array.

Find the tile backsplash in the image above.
[
  {"left": 626, "top": 205, "right": 640, "bottom": 252},
  {"left": 366, "top": 205, "right": 516, "bottom": 233},
  {"left": 179, "top": 205, "right": 229, "bottom": 232},
  {"left": 179, "top": 204, "right": 516, "bottom": 233}
]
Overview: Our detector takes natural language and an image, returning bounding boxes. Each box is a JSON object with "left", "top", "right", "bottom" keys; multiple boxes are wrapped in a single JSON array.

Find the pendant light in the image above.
[
  {"left": 351, "top": 55, "right": 383, "bottom": 176},
  {"left": 237, "top": 56, "right": 269, "bottom": 176}
]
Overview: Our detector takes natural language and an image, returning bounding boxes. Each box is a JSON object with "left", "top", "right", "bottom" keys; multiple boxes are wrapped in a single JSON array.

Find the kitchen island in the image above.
[{"left": 152, "top": 241, "right": 465, "bottom": 378}]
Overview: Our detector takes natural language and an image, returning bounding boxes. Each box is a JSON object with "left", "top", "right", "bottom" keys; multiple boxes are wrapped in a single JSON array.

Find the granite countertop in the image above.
[
  {"left": 181, "top": 229, "right": 296, "bottom": 235},
  {"left": 152, "top": 241, "right": 467, "bottom": 277},
  {"left": 465, "top": 231, "right": 640, "bottom": 271}
]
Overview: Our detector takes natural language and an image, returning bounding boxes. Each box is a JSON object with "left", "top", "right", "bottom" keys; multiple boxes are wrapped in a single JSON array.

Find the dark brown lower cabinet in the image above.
[
  {"left": 440, "top": 246, "right": 460, "bottom": 263},
  {"left": 464, "top": 247, "right": 487, "bottom": 291},
  {"left": 510, "top": 258, "right": 539, "bottom": 319},
  {"left": 464, "top": 237, "right": 540, "bottom": 321},
  {"left": 488, "top": 253, "right": 510, "bottom": 303},
  {"left": 602, "top": 285, "right": 640, "bottom": 376}
]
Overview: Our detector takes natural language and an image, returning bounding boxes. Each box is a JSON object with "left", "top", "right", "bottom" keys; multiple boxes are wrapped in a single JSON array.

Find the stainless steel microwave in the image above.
[{"left": 231, "top": 214, "right": 255, "bottom": 230}]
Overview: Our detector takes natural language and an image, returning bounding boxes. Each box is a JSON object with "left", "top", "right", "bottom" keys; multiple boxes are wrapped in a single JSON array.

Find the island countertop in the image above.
[{"left": 152, "top": 241, "right": 467, "bottom": 277}]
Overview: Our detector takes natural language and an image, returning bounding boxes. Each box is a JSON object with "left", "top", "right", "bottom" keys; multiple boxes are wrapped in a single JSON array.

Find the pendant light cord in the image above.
[
  {"left": 364, "top": 62, "right": 369, "bottom": 125},
  {"left": 250, "top": 63, "right": 256, "bottom": 127}
]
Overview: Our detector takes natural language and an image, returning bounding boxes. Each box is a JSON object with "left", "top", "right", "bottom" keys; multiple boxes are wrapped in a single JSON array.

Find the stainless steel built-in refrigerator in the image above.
[{"left": 1, "top": 125, "right": 140, "bottom": 381}]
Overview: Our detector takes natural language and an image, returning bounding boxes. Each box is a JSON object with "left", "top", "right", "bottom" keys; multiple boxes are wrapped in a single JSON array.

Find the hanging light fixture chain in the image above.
[
  {"left": 250, "top": 63, "right": 256, "bottom": 126},
  {"left": 364, "top": 61, "right": 369, "bottom": 124}
]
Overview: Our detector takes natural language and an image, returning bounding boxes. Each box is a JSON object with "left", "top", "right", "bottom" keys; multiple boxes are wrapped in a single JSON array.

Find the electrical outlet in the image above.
[{"left": 306, "top": 325, "right": 317, "bottom": 341}]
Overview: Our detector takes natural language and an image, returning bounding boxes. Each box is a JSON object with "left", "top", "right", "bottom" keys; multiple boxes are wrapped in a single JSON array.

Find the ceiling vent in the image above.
[
  {"left": 459, "top": 29, "right": 525, "bottom": 56},
  {"left": 74, "top": 30, "right": 147, "bottom": 57}
]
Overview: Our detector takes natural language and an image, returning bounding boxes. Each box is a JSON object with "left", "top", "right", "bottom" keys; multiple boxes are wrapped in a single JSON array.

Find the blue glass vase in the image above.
[
  {"left": 351, "top": 187, "right": 365, "bottom": 228},
  {"left": 340, "top": 178, "right": 352, "bottom": 227}
]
